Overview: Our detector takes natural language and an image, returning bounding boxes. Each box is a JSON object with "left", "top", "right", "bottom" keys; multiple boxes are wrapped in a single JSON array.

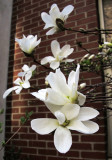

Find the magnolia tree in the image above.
[{"left": 0, "top": 3, "right": 112, "bottom": 155}]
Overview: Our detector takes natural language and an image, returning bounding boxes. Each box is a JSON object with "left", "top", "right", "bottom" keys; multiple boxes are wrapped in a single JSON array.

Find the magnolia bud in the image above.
[
  {"left": 88, "top": 54, "right": 95, "bottom": 60},
  {"left": 79, "top": 83, "right": 86, "bottom": 89},
  {"left": 45, "top": 80, "right": 49, "bottom": 86},
  {"left": 80, "top": 54, "right": 90, "bottom": 62}
]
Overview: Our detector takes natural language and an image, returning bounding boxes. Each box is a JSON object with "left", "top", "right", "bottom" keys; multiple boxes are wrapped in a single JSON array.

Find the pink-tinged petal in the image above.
[
  {"left": 78, "top": 92, "right": 86, "bottom": 106},
  {"left": 61, "top": 103, "right": 80, "bottom": 120},
  {"left": 46, "top": 28, "right": 57, "bottom": 35},
  {"left": 51, "top": 40, "right": 61, "bottom": 58},
  {"left": 31, "top": 118, "right": 58, "bottom": 135},
  {"left": 54, "top": 126, "right": 72, "bottom": 153},
  {"left": 18, "top": 72, "right": 25, "bottom": 77},
  {"left": 31, "top": 89, "right": 47, "bottom": 101},
  {"left": 82, "top": 121, "right": 99, "bottom": 134},
  {"left": 77, "top": 107, "right": 99, "bottom": 121},
  {"left": 61, "top": 5, "right": 74, "bottom": 16},
  {"left": 41, "top": 56, "right": 55, "bottom": 65},
  {"left": 3, "top": 86, "right": 19, "bottom": 99},
  {"left": 50, "top": 61, "right": 60, "bottom": 70},
  {"left": 55, "top": 111, "right": 65, "bottom": 125},
  {"left": 67, "top": 119, "right": 90, "bottom": 134}
]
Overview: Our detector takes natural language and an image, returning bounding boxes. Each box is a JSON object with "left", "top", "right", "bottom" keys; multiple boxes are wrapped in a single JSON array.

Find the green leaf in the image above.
[
  {"left": 0, "top": 109, "right": 4, "bottom": 114},
  {"left": 20, "top": 117, "right": 26, "bottom": 124}
]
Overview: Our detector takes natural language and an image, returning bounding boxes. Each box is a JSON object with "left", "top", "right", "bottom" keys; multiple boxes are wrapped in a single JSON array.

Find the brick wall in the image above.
[{"left": 5, "top": 0, "right": 107, "bottom": 159}]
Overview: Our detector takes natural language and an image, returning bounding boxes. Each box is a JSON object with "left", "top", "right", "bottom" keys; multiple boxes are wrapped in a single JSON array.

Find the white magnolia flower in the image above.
[
  {"left": 41, "top": 4, "right": 74, "bottom": 35},
  {"left": 3, "top": 76, "right": 30, "bottom": 99},
  {"left": 15, "top": 35, "right": 41, "bottom": 54},
  {"left": 41, "top": 40, "right": 74, "bottom": 70},
  {"left": 18, "top": 64, "right": 36, "bottom": 79},
  {"left": 31, "top": 64, "right": 86, "bottom": 113},
  {"left": 31, "top": 104, "right": 99, "bottom": 153}
]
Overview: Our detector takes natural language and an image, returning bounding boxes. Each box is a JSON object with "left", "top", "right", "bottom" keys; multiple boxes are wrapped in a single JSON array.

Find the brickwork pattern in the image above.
[{"left": 6, "top": 0, "right": 107, "bottom": 159}]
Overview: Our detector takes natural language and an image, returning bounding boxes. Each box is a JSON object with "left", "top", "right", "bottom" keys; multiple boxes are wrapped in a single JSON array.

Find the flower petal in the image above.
[
  {"left": 82, "top": 121, "right": 99, "bottom": 134},
  {"left": 46, "top": 28, "right": 57, "bottom": 35},
  {"left": 55, "top": 111, "right": 65, "bottom": 124},
  {"left": 22, "top": 64, "right": 29, "bottom": 72},
  {"left": 45, "top": 102, "right": 63, "bottom": 114},
  {"left": 22, "top": 80, "right": 30, "bottom": 88},
  {"left": 18, "top": 72, "right": 25, "bottom": 77},
  {"left": 15, "top": 86, "right": 22, "bottom": 94},
  {"left": 77, "top": 107, "right": 99, "bottom": 121},
  {"left": 78, "top": 92, "right": 86, "bottom": 106},
  {"left": 61, "top": 45, "right": 74, "bottom": 58},
  {"left": 54, "top": 126, "right": 72, "bottom": 153},
  {"left": 46, "top": 88, "right": 67, "bottom": 105},
  {"left": 51, "top": 40, "right": 61, "bottom": 58},
  {"left": 68, "top": 70, "right": 76, "bottom": 89},
  {"left": 61, "top": 5, "right": 74, "bottom": 16},
  {"left": 67, "top": 119, "right": 90, "bottom": 134},
  {"left": 63, "top": 59, "right": 74, "bottom": 63},
  {"left": 31, "top": 89, "right": 47, "bottom": 101},
  {"left": 50, "top": 61, "right": 60, "bottom": 70},
  {"left": 41, "top": 56, "right": 55, "bottom": 65},
  {"left": 41, "top": 12, "right": 53, "bottom": 26},
  {"left": 3, "top": 86, "right": 19, "bottom": 98},
  {"left": 31, "top": 118, "right": 58, "bottom": 135},
  {"left": 13, "top": 78, "right": 22, "bottom": 85},
  {"left": 61, "top": 103, "right": 80, "bottom": 120}
]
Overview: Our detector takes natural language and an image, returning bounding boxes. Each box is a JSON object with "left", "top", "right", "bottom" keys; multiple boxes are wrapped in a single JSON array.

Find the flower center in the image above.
[
  {"left": 19, "top": 82, "right": 24, "bottom": 86},
  {"left": 61, "top": 119, "right": 70, "bottom": 127}
]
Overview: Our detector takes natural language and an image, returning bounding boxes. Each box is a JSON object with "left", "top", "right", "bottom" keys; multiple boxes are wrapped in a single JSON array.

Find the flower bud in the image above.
[
  {"left": 79, "top": 83, "right": 86, "bottom": 89},
  {"left": 88, "top": 54, "right": 95, "bottom": 60}
]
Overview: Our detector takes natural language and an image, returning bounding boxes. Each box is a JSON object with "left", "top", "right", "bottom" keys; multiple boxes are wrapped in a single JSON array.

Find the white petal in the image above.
[
  {"left": 46, "top": 88, "right": 66, "bottom": 105},
  {"left": 51, "top": 40, "right": 61, "bottom": 58},
  {"left": 22, "top": 81, "right": 30, "bottom": 88},
  {"left": 46, "top": 69, "right": 70, "bottom": 96},
  {"left": 54, "top": 126, "right": 72, "bottom": 153},
  {"left": 13, "top": 78, "right": 22, "bottom": 85},
  {"left": 15, "top": 86, "right": 22, "bottom": 94},
  {"left": 82, "top": 121, "right": 99, "bottom": 134},
  {"left": 78, "top": 92, "right": 86, "bottom": 106},
  {"left": 41, "top": 56, "right": 55, "bottom": 65},
  {"left": 61, "top": 46, "right": 74, "bottom": 58},
  {"left": 25, "top": 71, "right": 32, "bottom": 81},
  {"left": 45, "top": 102, "right": 63, "bottom": 114},
  {"left": 30, "top": 65, "right": 36, "bottom": 72},
  {"left": 68, "top": 70, "right": 76, "bottom": 89},
  {"left": 50, "top": 61, "right": 60, "bottom": 70},
  {"left": 46, "top": 28, "right": 57, "bottom": 35},
  {"left": 62, "top": 5, "right": 74, "bottom": 16},
  {"left": 55, "top": 111, "right": 65, "bottom": 125},
  {"left": 31, "top": 89, "right": 47, "bottom": 101},
  {"left": 74, "top": 64, "right": 80, "bottom": 90},
  {"left": 61, "top": 103, "right": 80, "bottom": 120},
  {"left": 67, "top": 119, "right": 90, "bottom": 134},
  {"left": 63, "top": 59, "right": 74, "bottom": 63},
  {"left": 41, "top": 12, "right": 53, "bottom": 26},
  {"left": 31, "top": 118, "right": 58, "bottom": 135},
  {"left": 50, "top": 4, "right": 61, "bottom": 21},
  {"left": 3, "top": 86, "right": 19, "bottom": 98},
  {"left": 77, "top": 107, "right": 99, "bottom": 121},
  {"left": 22, "top": 64, "right": 29, "bottom": 72}
]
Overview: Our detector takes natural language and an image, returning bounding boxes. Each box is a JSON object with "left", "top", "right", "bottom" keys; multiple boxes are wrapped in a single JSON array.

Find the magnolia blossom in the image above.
[
  {"left": 41, "top": 4, "right": 74, "bottom": 35},
  {"left": 15, "top": 35, "right": 41, "bottom": 54},
  {"left": 41, "top": 40, "right": 74, "bottom": 70},
  {"left": 31, "top": 64, "right": 86, "bottom": 113},
  {"left": 18, "top": 64, "right": 36, "bottom": 79},
  {"left": 3, "top": 76, "right": 30, "bottom": 99},
  {"left": 31, "top": 104, "right": 99, "bottom": 153}
]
